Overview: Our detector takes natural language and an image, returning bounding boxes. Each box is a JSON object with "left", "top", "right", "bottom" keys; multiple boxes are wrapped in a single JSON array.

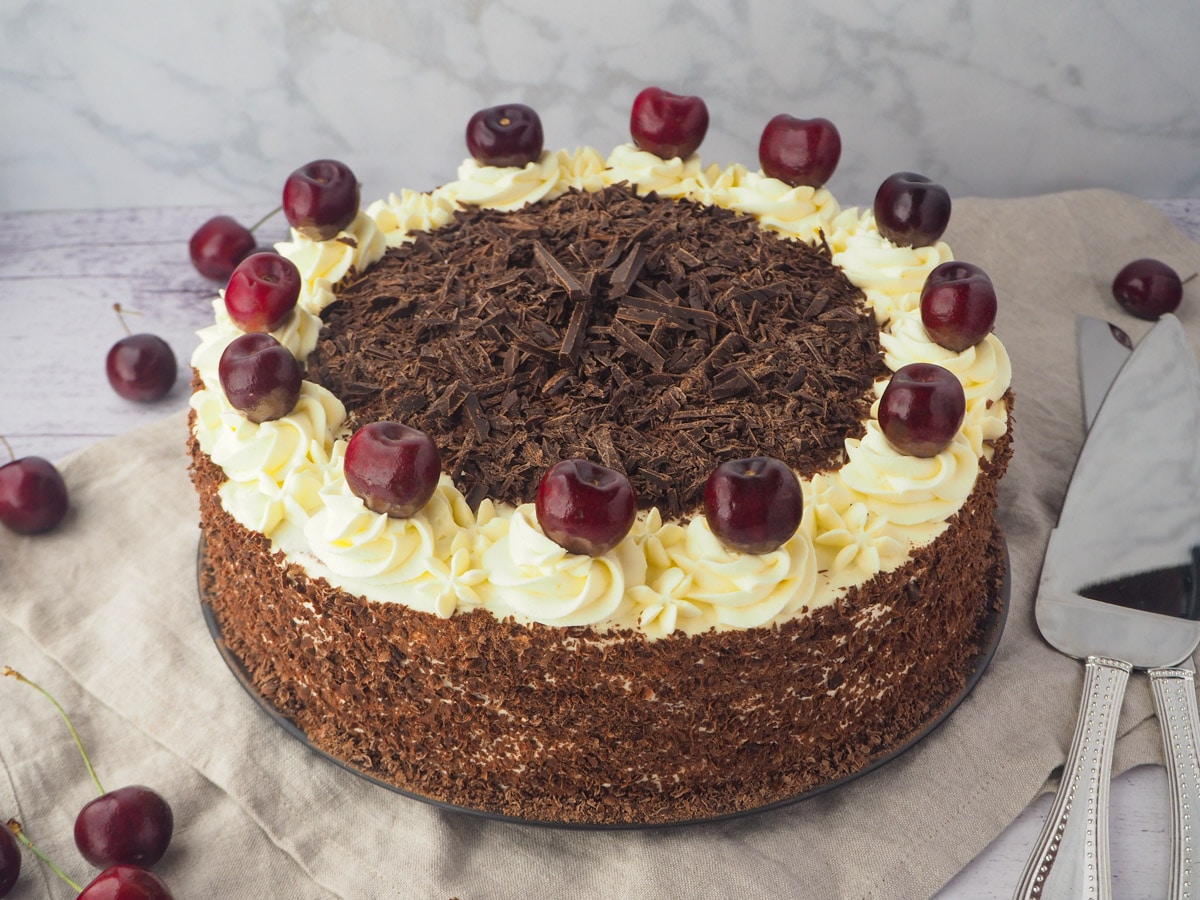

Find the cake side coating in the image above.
[{"left": 192, "top": 423, "right": 1010, "bottom": 824}]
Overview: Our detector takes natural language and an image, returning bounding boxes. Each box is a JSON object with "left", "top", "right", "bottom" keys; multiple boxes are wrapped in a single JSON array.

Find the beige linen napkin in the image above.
[{"left": 2, "top": 189, "right": 1199, "bottom": 899}]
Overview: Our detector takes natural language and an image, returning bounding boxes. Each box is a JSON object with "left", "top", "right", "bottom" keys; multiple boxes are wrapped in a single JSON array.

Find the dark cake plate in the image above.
[{"left": 198, "top": 540, "right": 1009, "bottom": 830}]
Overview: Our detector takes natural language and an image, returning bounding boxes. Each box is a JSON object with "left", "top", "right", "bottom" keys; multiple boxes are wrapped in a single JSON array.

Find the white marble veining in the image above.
[{"left": 1, "top": 0, "right": 1198, "bottom": 214}]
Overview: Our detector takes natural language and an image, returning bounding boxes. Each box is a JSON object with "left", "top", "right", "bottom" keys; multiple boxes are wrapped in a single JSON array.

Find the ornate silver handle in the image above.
[
  {"left": 1015, "top": 655, "right": 1131, "bottom": 900},
  {"left": 1150, "top": 661, "right": 1200, "bottom": 900}
]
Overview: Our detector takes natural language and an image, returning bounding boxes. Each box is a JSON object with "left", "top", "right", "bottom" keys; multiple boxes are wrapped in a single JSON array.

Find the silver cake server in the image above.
[
  {"left": 1015, "top": 314, "right": 1200, "bottom": 900},
  {"left": 1076, "top": 313, "right": 1200, "bottom": 900}
]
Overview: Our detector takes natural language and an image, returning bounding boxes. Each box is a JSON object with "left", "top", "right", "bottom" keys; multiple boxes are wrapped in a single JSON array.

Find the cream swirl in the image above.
[
  {"left": 548, "top": 147, "right": 609, "bottom": 196},
  {"left": 633, "top": 515, "right": 818, "bottom": 631},
  {"left": 190, "top": 381, "right": 344, "bottom": 484},
  {"left": 604, "top": 143, "right": 706, "bottom": 196},
  {"left": 811, "top": 495, "right": 905, "bottom": 577},
  {"left": 303, "top": 474, "right": 475, "bottom": 615},
  {"left": 724, "top": 170, "right": 842, "bottom": 242},
  {"left": 275, "top": 211, "right": 387, "bottom": 316},
  {"left": 839, "top": 421, "right": 979, "bottom": 526},
  {"left": 450, "top": 151, "right": 563, "bottom": 211},
  {"left": 482, "top": 505, "right": 644, "bottom": 627},
  {"left": 366, "top": 187, "right": 458, "bottom": 248},
  {"left": 831, "top": 221, "right": 952, "bottom": 324},
  {"left": 218, "top": 465, "right": 326, "bottom": 538},
  {"left": 962, "top": 397, "right": 1010, "bottom": 459}
]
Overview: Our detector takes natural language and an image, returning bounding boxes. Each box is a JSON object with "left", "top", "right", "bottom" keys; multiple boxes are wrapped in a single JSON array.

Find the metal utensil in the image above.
[
  {"left": 1015, "top": 314, "right": 1200, "bottom": 900},
  {"left": 1076, "top": 313, "right": 1200, "bottom": 900}
]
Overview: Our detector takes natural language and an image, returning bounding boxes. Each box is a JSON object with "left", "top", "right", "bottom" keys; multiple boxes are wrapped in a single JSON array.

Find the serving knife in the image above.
[
  {"left": 1015, "top": 314, "right": 1200, "bottom": 900},
  {"left": 1076, "top": 314, "right": 1200, "bottom": 900}
]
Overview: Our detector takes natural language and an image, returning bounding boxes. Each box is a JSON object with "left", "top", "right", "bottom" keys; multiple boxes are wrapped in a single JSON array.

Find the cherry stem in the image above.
[
  {"left": 249, "top": 206, "right": 282, "bottom": 234},
  {"left": 3, "top": 667, "right": 105, "bottom": 795},
  {"left": 6, "top": 820, "right": 83, "bottom": 893},
  {"left": 112, "top": 302, "right": 145, "bottom": 337},
  {"left": 0, "top": 435, "right": 13, "bottom": 465},
  {"left": 1183, "top": 271, "right": 1198, "bottom": 287}
]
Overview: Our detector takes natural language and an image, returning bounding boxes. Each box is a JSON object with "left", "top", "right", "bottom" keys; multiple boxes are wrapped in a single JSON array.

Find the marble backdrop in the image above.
[{"left": 2, "top": 0, "right": 1198, "bottom": 213}]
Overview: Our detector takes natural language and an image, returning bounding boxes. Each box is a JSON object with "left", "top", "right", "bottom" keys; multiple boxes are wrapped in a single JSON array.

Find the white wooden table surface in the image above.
[{"left": 2, "top": 201, "right": 1197, "bottom": 899}]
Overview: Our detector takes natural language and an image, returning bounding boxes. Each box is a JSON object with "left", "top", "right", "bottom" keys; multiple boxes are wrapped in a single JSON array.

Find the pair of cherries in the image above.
[
  {"left": 533, "top": 455, "right": 805, "bottom": 559},
  {"left": 0, "top": 670, "right": 174, "bottom": 899}
]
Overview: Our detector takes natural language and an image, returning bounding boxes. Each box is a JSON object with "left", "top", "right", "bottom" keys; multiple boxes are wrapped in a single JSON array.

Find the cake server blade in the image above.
[
  {"left": 1077, "top": 315, "right": 1133, "bottom": 430},
  {"left": 1015, "top": 314, "right": 1200, "bottom": 900},
  {"left": 1078, "top": 313, "right": 1200, "bottom": 900}
]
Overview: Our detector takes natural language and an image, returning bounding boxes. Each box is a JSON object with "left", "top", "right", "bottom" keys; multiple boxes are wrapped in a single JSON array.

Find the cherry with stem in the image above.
[
  {"left": 189, "top": 206, "right": 282, "bottom": 282},
  {"left": 106, "top": 304, "right": 177, "bottom": 403},
  {"left": 6, "top": 820, "right": 174, "bottom": 899},
  {"left": 3, "top": 668, "right": 174, "bottom": 870}
]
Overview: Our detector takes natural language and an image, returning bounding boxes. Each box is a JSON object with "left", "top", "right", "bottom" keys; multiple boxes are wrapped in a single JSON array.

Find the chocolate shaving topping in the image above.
[{"left": 309, "top": 184, "right": 883, "bottom": 516}]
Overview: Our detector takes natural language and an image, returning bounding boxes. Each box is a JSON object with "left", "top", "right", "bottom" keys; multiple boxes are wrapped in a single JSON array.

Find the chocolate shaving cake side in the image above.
[
  {"left": 192, "top": 424, "right": 1011, "bottom": 824},
  {"left": 307, "top": 184, "right": 884, "bottom": 516}
]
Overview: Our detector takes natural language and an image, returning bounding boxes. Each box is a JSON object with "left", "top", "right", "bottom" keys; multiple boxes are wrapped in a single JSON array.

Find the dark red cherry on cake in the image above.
[
  {"left": 920, "top": 261, "right": 998, "bottom": 351},
  {"left": 188, "top": 215, "right": 257, "bottom": 281},
  {"left": 77, "top": 865, "right": 175, "bottom": 900},
  {"left": 106, "top": 333, "right": 177, "bottom": 403},
  {"left": 344, "top": 422, "right": 441, "bottom": 518},
  {"left": 218, "top": 333, "right": 303, "bottom": 423},
  {"left": 223, "top": 252, "right": 301, "bottom": 333},
  {"left": 282, "top": 159, "right": 360, "bottom": 241},
  {"left": 0, "top": 821, "right": 19, "bottom": 897},
  {"left": 874, "top": 172, "right": 951, "bottom": 248},
  {"left": 75, "top": 785, "right": 174, "bottom": 869},
  {"left": 629, "top": 86, "right": 709, "bottom": 161},
  {"left": 704, "top": 456, "right": 802, "bottom": 555},
  {"left": 878, "top": 363, "right": 965, "bottom": 458},
  {"left": 758, "top": 114, "right": 842, "bottom": 188},
  {"left": 466, "top": 103, "right": 544, "bottom": 168},
  {"left": 536, "top": 459, "right": 636, "bottom": 557},
  {"left": 1112, "top": 258, "right": 1184, "bottom": 320},
  {"left": 0, "top": 453, "right": 68, "bottom": 535}
]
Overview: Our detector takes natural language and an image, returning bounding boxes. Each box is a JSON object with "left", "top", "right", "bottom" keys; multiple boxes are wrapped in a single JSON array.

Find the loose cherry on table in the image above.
[
  {"left": 466, "top": 103, "right": 544, "bottom": 168},
  {"left": 105, "top": 305, "right": 177, "bottom": 403},
  {"left": 223, "top": 252, "right": 302, "bottom": 334},
  {"left": 877, "top": 363, "right": 965, "bottom": 458},
  {"left": 1111, "top": 257, "right": 1186, "bottom": 320},
  {"left": 3, "top": 669, "right": 174, "bottom": 873},
  {"left": 0, "top": 821, "right": 18, "bottom": 898},
  {"left": 758, "top": 114, "right": 842, "bottom": 189},
  {"left": 920, "top": 261, "right": 998, "bottom": 351},
  {"left": 536, "top": 459, "right": 637, "bottom": 557},
  {"left": 629, "top": 86, "right": 709, "bottom": 161},
  {"left": 282, "top": 159, "right": 360, "bottom": 241},
  {"left": 344, "top": 422, "right": 442, "bottom": 519},
  {"left": 188, "top": 215, "right": 257, "bottom": 282},
  {"left": 873, "top": 172, "right": 952, "bottom": 248},
  {"left": 704, "top": 456, "right": 803, "bottom": 555},
  {"left": 218, "top": 333, "right": 304, "bottom": 424},
  {"left": 0, "top": 437, "right": 69, "bottom": 535}
]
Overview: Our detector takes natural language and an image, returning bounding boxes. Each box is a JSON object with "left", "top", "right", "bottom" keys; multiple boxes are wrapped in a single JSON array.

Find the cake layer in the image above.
[{"left": 193, "top": 426, "right": 1010, "bottom": 824}]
